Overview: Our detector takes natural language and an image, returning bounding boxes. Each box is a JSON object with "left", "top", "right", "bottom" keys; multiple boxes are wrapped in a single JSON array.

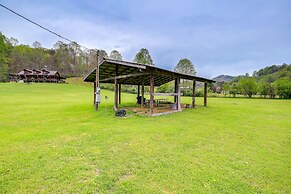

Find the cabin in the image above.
[
  {"left": 10, "top": 68, "right": 61, "bottom": 83},
  {"left": 83, "top": 53, "right": 215, "bottom": 116}
]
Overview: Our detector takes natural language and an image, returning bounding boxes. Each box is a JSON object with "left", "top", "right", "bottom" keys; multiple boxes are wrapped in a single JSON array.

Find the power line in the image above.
[{"left": 0, "top": 3, "right": 90, "bottom": 50}]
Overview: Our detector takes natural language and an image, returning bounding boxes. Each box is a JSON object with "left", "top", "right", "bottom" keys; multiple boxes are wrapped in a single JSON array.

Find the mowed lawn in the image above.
[{"left": 0, "top": 83, "right": 290, "bottom": 193}]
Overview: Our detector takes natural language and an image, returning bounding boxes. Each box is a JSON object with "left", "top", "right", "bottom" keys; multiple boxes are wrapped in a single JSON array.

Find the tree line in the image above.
[
  {"left": 0, "top": 32, "right": 120, "bottom": 81},
  {"left": 215, "top": 64, "right": 291, "bottom": 99},
  {"left": 0, "top": 32, "right": 196, "bottom": 82}
]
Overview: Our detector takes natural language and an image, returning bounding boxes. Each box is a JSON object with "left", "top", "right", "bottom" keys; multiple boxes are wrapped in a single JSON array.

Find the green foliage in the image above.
[
  {"left": 274, "top": 79, "right": 291, "bottom": 99},
  {"left": 258, "top": 82, "right": 275, "bottom": 98},
  {"left": 0, "top": 32, "right": 118, "bottom": 80},
  {"left": 174, "top": 58, "right": 196, "bottom": 76},
  {"left": 229, "top": 83, "right": 238, "bottom": 97},
  {"left": 133, "top": 48, "right": 154, "bottom": 66},
  {"left": 0, "top": 83, "right": 290, "bottom": 193},
  {"left": 222, "top": 82, "right": 230, "bottom": 96},
  {"left": 257, "top": 64, "right": 288, "bottom": 77},
  {"left": 0, "top": 32, "right": 9, "bottom": 82},
  {"left": 109, "top": 50, "right": 122, "bottom": 60},
  {"left": 238, "top": 77, "right": 258, "bottom": 98},
  {"left": 157, "top": 82, "right": 173, "bottom": 93}
]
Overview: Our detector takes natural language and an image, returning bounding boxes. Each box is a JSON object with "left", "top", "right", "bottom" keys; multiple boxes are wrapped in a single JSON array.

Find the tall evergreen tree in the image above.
[
  {"left": 109, "top": 50, "right": 122, "bottom": 60},
  {"left": 133, "top": 48, "right": 154, "bottom": 66},
  {"left": 174, "top": 58, "right": 196, "bottom": 76}
]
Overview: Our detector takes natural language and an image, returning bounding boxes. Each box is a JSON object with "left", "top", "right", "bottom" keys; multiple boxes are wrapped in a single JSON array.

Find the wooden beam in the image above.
[
  {"left": 151, "top": 110, "right": 181, "bottom": 117},
  {"left": 119, "top": 84, "right": 121, "bottom": 104},
  {"left": 100, "top": 72, "right": 149, "bottom": 82},
  {"left": 176, "top": 78, "right": 181, "bottom": 111},
  {"left": 146, "top": 68, "right": 215, "bottom": 83},
  {"left": 192, "top": 81, "right": 196, "bottom": 108},
  {"left": 174, "top": 79, "right": 177, "bottom": 103},
  {"left": 93, "top": 82, "right": 96, "bottom": 106},
  {"left": 114, "top": 65, "right": 119, "bottom": 111},
  {"left": 150, "top": 74, "right": 155, "bottom": 116},
  {"left": 204, "top": 82, "right": 207, "bottom": 106},
  {"left": 105, "top": 58, "right": 147, "bottom": 69},
  {"left": 141, "top": 77, "right": 145, "bottom": 107},
  {"left": 95, "top": 50, "right": 100, "bottom": 111},
  {"left": 154, "top": 93, "right": 178, "bottom": 96}
]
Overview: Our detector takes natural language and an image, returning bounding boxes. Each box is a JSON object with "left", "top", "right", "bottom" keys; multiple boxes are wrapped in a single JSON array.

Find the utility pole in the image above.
[{"left": 95, "top": 50, "right": 100, "bottom": 111}]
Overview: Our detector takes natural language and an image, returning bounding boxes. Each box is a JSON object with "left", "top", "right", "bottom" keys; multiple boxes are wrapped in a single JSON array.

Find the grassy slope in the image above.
[{"left": 0, "top": 83, "right": 290, "bottom": 193}]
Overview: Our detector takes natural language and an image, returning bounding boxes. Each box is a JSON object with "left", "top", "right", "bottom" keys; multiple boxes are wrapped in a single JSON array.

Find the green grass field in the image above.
[{"left": 0, "top": 83, "right": 290, "bottom": 193}]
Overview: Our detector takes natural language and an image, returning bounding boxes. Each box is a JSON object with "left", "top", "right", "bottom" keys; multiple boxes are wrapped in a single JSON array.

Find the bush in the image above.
[{"left": 274, "top": 79, "right": 291, "bottom": 99}]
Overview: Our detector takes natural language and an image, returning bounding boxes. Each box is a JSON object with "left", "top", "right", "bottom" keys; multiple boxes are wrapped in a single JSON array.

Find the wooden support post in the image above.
[
  {"left": 176, "top": 78, "right": 181, "bottom": 111},
  {"left": 95, "top": 50, "right": 100, "bottom": 111},
  {"left": 114, "top": 65, "right": 119, "bottom": 111},
  {"left": 150, "top": 74, "right": 155, "bottom": 115},
  {"left": 141, "top": 77, "right": 145, "bottom": 107},
  {"left": 93, "top": 82, "right": 96, "bottom": 106},
  {"left": 192, "top": 81, "right": 196, "bottom": 108},
  {"left": 137, "top": 84, "right": 140, "bottom": 97},
  {"left": 174, "top": 79, "right": 177, "bottom": 103},
  {"left": 119, "top": 84, "right": 121, "bottom": 104},
  {"left": 204, "top": 82, "right": 207, "bottom": 106}
]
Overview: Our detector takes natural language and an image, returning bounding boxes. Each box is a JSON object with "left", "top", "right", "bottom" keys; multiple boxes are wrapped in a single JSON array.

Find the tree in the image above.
[
  {"left": 109, "top": 50, "right": 122, "bottom": 60},
  {"left": 229, "top": 83, "right": 238, "bottom": 98},
  {"left": 9, "top": 37, "right": 18, "bottom": 46},
  {"left": 32, "top": 41, "right": 42, "bottom": 48},
  {"left": 174, "top": 58, "right": 196, "bottom": 76},
  {"left": 133, "top": 48, "right": 154, "bottom": 66},
  {"left": 258, "top": 82, "right": 269, "bottom": 98},
  {"left": 0, "top": 32, "right": 9, "bottom": 82},
  {"left": 222, "top": 82, "right": 230, "bottom": 97},
  {"left": 99, "top": 49, "right": 108, "bottom": 61},
  {"left": 237, "top": 77, "right": 258, "bottom": 98},
  {"left": 274, "top": 79, "right": 291, "bottom": 99}
]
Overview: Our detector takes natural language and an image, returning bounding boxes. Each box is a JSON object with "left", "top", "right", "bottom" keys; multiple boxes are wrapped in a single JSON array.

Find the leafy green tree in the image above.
[
  {"left": 0, "top": 32, "right": 9, "bottom": 82},
  {"left": 157, "top": 82, "right": 173, "bottom": 93},
  {"left": 274, "top": 79, "right": 291, "bottom": 99},
  {"left": 269, "top": 84, "right": 275, "bottom": 99},
  {"left": 258, "top": 82, "right": 269, "bottom": 98},
  {"left": 8, "top": 37, "right": 18, "bottom": 46},
  {"left": 32, "top": 41, "right": 42, "bottom": 48},
  {"left": 174, "top": 58, "right": 196, "bottom": 76},
  {"left": 109, "top": 50, "right": 122, "bottom": 60},
  {"left": 133, "top": 48, "right": 154, "bottom": 66},
  {"left": 238, "top": 77, "right": 258, "bottom": 98},
  {"left": 222, "top": 82, "right": 230, "bottom": 97},
  {"left": 99, "top": 49, "right": 108, "bottom": 60},
  {"left": 229, "top": 83, "right": 238, "bottom": 98}
]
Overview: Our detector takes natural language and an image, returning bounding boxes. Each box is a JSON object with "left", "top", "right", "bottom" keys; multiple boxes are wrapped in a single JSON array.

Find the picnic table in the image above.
[{"left": 145, "top": 99, "right": 169, "bottom": 107}]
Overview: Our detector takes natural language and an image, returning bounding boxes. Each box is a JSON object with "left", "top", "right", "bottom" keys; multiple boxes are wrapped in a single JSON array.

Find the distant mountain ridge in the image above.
[
  {"left": 212, "top": 75, "right": 235, "bottom": 82},
  {"left": 212, "top": 63, "right": 290, "bottom": 83}
]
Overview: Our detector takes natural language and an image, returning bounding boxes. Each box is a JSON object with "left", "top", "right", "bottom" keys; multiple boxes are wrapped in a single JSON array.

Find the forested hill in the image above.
[
  {"left": 213, "top": 64, "right": 291, "bottom": 83},
  {"left": 212, "top": 75, "right": 235, "bottom": 82},
  {"left": 255, "top": 64, "right": 291, "bottom": 82},
  {"left": 0, "top": 32, "right": 156, "bottom": 82},
  {"left": 230, "top": 64, "right": 291, "bottom": 83},
  {"left": 0, "top": 32, "right": 111, "bottom": 82}
]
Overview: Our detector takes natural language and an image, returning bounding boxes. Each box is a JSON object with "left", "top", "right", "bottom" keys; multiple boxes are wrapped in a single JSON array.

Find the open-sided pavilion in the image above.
[{"left": 83, "top": 57, "right": 215, "bottom": 116}]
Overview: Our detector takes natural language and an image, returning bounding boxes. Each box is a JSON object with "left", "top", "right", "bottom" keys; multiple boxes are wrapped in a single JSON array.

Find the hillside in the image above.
[
  {"left": 213, "top": 63, "right": 290, "bottom": 83},
  {"left": 212, "top": 75, "right": 235, "bottom": 82}
]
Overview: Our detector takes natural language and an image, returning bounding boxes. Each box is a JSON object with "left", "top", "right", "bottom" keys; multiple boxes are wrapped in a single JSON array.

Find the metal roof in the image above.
[
  {"left": 83, "top": 58, "right": 215, "bottom": 86},
  {"left": 17, "top": 69, "right": 60, "bottom": 76}
]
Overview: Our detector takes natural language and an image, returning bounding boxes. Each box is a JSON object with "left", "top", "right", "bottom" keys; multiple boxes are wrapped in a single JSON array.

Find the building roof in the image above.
[
  {"left": 17, "top": 69, "right": 60, "bottom": 76},
  {"left": 83, "top": 58, "right": 215, "bottom": 86}
]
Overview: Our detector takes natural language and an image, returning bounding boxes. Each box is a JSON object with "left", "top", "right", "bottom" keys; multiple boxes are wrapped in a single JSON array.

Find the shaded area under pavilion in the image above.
[{"left": 83, "top": 58, "right": 215, "bottom": 116}]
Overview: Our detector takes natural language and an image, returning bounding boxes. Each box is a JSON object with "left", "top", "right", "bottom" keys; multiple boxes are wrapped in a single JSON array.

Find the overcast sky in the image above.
[{"left": 1, "top": 0, "right": 291, "bottom": 78}]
